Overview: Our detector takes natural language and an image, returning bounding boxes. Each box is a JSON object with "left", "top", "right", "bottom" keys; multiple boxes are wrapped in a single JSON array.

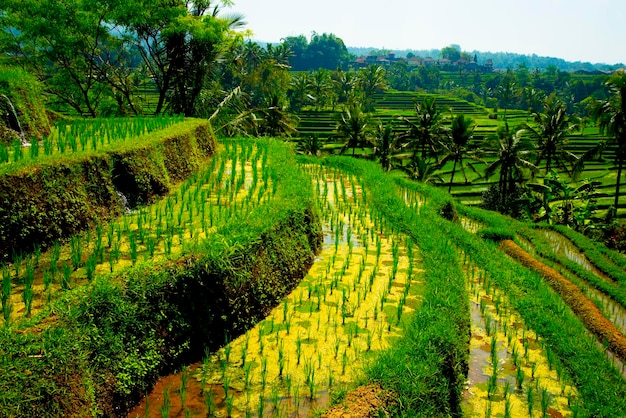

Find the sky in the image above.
[{"left": 225, "top": 0, "right": 625, "bottom": 65}]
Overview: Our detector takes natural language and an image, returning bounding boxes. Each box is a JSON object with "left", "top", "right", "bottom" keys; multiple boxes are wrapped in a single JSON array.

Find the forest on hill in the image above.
[{"left": 348, "top": 46, "right": 625, "bottom": 73}]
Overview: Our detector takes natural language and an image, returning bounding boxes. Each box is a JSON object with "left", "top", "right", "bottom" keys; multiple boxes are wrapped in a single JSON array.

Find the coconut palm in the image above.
[
  {"left": 296, "top": 135, "right": 324, "bottom": 157},
  {"left": 400, "top": 155, "right": 443, "bottom": 183},
  {"left": 400, "top": 96, "right": 446, "bottom": 161},
  {"left": 484, "top": 124, "right": 538, "bottom": 209},
  {"left": 589, "top": 71, "right": 626, "bottom": 214},
  {"left": 336, "top": 103, "right": 372, "bottom": 156},
  {"left": 372, "top": 121, "right": 400, "bottom": 171},
  {"left": 241, "top": 40, "right": 264, "bottom": 74},
  {"left": 358, "top": 65, "right": 387, "bottom": 111},
  {"left": 495, "top": 72, "right": 519, "bottom": 121},
  {"left": 521, "top": 94, "right": 581, "bottom": 176},
  {"left": 309, "top": 69, "right": 333, "bottom": 110},
  {"left": 439, "top": 114, "right": 482, "bottom": 193},
  {"left": 258, "top": 94, "right": 298, "bottom": 137},
  {"left": 333, "top": 71, "right": 358, "bottom": 105},
  {"left": 265, "top": 43, "right": 293, "bottom": 66},
  {"left": 288, "top": 72, "right": 310, "bottom": 112}
]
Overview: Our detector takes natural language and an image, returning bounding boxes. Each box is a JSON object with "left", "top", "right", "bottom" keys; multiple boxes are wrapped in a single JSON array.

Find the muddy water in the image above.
[
  {"left": 129, "top": 166, "right": 424, "bottom": 417},
  {"left": 461, "top": 256, "right": 578, "bottom": 418}
]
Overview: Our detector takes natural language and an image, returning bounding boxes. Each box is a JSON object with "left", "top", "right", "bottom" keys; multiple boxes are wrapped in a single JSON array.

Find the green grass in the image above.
[{"left": 0, "top": 115, "right": 184, "bottom": 173}]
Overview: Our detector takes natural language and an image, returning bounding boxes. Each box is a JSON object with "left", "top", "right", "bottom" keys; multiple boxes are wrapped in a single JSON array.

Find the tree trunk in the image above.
[
  {"left": 448, "top": 159, "right": 458, "bottom": 193},
  {"left": 499, "top": 167, "right": 506, "bottom": 208},
  {"left": 614, "top": 152, "right": 624, "bottom": 213}
]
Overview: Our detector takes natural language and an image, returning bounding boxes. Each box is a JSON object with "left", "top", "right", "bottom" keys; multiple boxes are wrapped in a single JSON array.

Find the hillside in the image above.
[{"left": 347, "top": 46, "right": 625, "bottom": 72}]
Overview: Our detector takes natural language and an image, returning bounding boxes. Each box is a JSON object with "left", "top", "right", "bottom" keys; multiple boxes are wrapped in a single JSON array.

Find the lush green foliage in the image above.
[
  {"left": 0, "top": 66, "right": 50, "bottom": 143},
  {"left": 0, "top": 119, "right": 214, "bottom": 259},
  {"left": 1, "top": 0, "right": 240, "bottom": 117}
]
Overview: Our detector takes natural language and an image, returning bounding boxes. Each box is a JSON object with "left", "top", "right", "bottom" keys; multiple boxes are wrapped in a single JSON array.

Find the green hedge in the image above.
[{"left": 0, "top": 119, "right": 216, "bottom": 259}]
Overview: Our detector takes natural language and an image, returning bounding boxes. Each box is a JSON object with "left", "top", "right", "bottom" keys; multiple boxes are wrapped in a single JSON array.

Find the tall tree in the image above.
[
  {"left": 484, "top": 124, "right": 538, "bottom": 209},
  {"left": 522, "top": 93, "right": 581, "bottom": 176},
  {"left": 495, "top": 70, "right": 519, "bottom": 121},
  {"left": 309, "top": 68, "right": 333, "bottom": 110},
  {"left": 288, "top": 72, "right": 310, "bottom": 112},
  {"left": 2, "top": 0, "right": 116, "bottom": 116},
  {"left": 372, "top": 121, "right": 399, "bottom": 171},
  {"left": 357, "top": 65, "right": 386, "bottom": 111},
  {"left": 589, "top": 71, "right": 626, "bottom": 214},
  {"left": 332, "top": 70, "right": 357, "bottom": 106},
  {"left": 336, "top": 103, "right": 371, "bottom": 156},
  {"left": 118, "top": 0, "right": 242, "bottom": 116},
  {"left": 400, "top": 96, "right": 446, "bottom": 161},
  {"left": 440, "top": 114, "right": 481, "bottom": 192}
]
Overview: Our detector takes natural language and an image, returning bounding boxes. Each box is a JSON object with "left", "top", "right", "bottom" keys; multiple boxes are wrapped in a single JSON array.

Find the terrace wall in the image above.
[{"left": 0, "top": 119, "right": 216, "bottom": 259}]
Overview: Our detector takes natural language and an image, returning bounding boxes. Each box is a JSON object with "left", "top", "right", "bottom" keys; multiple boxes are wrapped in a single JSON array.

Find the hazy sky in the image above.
[{"left": 225, "top": 0, "right": 625, "bottom": 65}]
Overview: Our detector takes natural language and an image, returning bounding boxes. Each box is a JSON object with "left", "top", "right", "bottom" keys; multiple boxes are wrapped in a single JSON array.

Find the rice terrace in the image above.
[{"left": 1, "top": 0, "right": 626, "bottom": 417}]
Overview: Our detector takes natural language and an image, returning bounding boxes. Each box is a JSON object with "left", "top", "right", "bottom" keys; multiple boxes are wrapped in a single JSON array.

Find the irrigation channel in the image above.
[
  {"left": 1, "top": 140, "right": 273, "bottom": 325},
  {"left": 129, "top": 165, "right": 425, "bottom": 417}
]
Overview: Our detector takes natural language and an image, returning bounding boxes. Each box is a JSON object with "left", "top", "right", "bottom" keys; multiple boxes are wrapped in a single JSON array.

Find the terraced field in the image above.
[
  {"left": 1, "top": 120, "right": 625, "bottom": 417},
  {"left": 295, "top": 91, "right": 625, "bottom": 219}
]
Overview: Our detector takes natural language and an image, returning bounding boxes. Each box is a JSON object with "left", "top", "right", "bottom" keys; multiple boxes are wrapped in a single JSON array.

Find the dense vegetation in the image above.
[
  {"left": 1, "top": 1, "right": 626, "bottom": 417},
  {"left": 0, "top": 133, "right": 322, "bottom": 416}
]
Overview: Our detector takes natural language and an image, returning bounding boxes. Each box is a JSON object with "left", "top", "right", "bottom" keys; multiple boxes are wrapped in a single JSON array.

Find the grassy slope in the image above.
[{"left": 0, "top": 119, "right": 215, "bottom": 259}]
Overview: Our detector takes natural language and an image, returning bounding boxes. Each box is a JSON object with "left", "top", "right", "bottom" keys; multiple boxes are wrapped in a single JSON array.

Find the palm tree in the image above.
[
  {"left": 309, "top": 69, "right": 333, "bottom": 110},
  {"left": 400, "top": 96, "right": 446, "bottom": 161},
  {"left": 265, "top": 43, "right": 293, "bottom": 66},
  {"left": 589, "top": 71, "right": 626, "bottom": 214},
  {"left": 521, "top": 94, "right": 581, "bottom": 176},
  {"left": 288, "top": 72, "right": 310, "bottom": 112},
  {"left": 495, "top": 71, "right": 519, "bottom": 121},
  {"left": 358, "top": 65, "right": 387, "bottom": 111},
  {"left": 241, "top": 40, "right": 264, "bottom": 74},
  {"left": 336, "top": 103, "right": 371, "bottom": 156},
  {"left": 258, "top": 94, "right": 298, "bottom": 137},
  {"left": 439, "top": 114, "right": 482, "bottom": 193},
  {"left": 333, "top": 71, "right": 357, "bottom": 105},
  {"left": 296, "top": 135, "right": 324, "bottom": 157},
  {"left": 484, "top": 124, "right": 538, "bottom": 209},
  {"left": 401, "top": 155, "right": 443, "bottom": 183},
  {"left": 372, "top": 121, "right": 400, "bottom": 171}
]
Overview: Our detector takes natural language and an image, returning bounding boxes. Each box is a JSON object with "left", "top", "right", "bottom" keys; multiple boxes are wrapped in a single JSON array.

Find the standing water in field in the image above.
[
  {"left": 460, "top": 254, "right": 579, "bottom": 418},
  {"left": 543, "top": 230, "right": 612, "bottom": 282},
  {"left": 129, "top": 165, "right": 425, "bottom": 417}
]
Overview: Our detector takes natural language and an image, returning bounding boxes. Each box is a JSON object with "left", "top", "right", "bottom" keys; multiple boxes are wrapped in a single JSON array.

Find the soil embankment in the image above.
[{"left": 500, "top": 239, "right": 626, "bottom": 362}]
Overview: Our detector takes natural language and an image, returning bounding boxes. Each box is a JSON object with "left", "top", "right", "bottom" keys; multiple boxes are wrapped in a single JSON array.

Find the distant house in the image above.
[
  {"left": 407, "top": 56, "right": 423, "bottom": 66},
  {"left": 352, "top": 52, "right": 493, "bottom": 72}
]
